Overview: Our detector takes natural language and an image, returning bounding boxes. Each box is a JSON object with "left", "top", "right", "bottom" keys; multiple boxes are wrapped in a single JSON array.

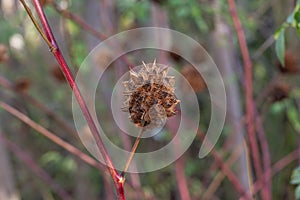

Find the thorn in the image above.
[
  {"left": 161, "top": 66, "right": 168, "bottom": 76},
  {"left": 142, "top": 61, "right": 150, "bottom": 73},
  {"left": 153, "top": 59, "right": 156, "bottom": 67},
  {"left": 130, "top": 69, "right": 138, "bottom": 78}
]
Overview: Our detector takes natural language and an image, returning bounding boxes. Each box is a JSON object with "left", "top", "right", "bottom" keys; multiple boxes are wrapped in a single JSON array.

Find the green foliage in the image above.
[
  {"left": 275, "top": 1, "right": 300, "bottom": 66},
  {"left": 40, "top": 151, "right": 77, "bottom": 173},
  {"left": 291, "top": 166, "right": 300, "bottom": 199},
  {"left": 274, "top": 27, "right": 286, "bottom": 66}
]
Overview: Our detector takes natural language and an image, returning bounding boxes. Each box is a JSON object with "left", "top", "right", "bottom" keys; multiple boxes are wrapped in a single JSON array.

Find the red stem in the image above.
[
  {"left": 30, "top": 1, "right": 125, "bottom": 199},
  {"left": 240, "top": 146, "right": 300, "bottom": 198},
  {"left": 197, "top": 131, "right": 252, "bottom": 199},
  {"left": 227, "top": 0, "right": 266, "bottom": 198},
  {"left": 255, "top": 111, "right": 272, "bottom": 200},
  {"left": 51, "top": 2, "right": 133, "bottom": 69},
  {"left": 0, "top": 101, "right": 104, "bottom": 172},
  {"left": 0, "top": 74, "right": 77, "bottom": 138},
  {"left": 167, "top": 118, "right": 192, "bottom": 200},
  {"left": 0, "top": 132, "right": 72, "bottom": 200}
]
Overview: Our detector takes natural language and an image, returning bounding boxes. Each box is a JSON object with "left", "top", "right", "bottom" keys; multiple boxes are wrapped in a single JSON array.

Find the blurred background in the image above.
[{"left": 0, "top": 0, "right": 300, "bottom": 199}]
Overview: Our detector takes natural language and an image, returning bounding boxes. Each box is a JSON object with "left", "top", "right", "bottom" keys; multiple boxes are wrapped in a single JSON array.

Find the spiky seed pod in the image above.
[{"left": 122, "top": 61, "right": 180, "bottom": 127}]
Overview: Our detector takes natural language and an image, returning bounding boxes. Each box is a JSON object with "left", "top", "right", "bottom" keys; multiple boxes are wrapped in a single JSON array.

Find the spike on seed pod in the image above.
[{"left": 122, "top": 61, "right": 179, "bottom": 127}]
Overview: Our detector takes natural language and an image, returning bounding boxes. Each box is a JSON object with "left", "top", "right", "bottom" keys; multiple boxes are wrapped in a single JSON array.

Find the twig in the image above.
[
  {"left": 202, "top": 142, "right": 246, "bottom": 199},
  {"left": 240, "top": 146, "right": 300, "bottom": 198},
  {"left": 0, "top": 132, "right": 72, "bottom": 200},
  {"left": 51, "top": 1, "right": 133, "bottom": 69},
  {"left": 0, "top": 100, "right": 104, "bottom": 171},
  {"left": 121, "top": 128, "right": 144, "bottom": 177},
  {"left": 255, "top": 110, "right": 272, "bottom": 200},
  {"left": 197, "top": 130, "right": 252, "bottom": 199},
  {"left": 227, "top": 0, "right": 266, "bottom": 199},
  {"left": 20, "top": 0, "right": 125, "bottom": 198},
  {"left": 0, "top": 74, "right": 78, "bottom": 139},
  {"left": 167, "top": 118, "right": 192, "bottom": 200}
]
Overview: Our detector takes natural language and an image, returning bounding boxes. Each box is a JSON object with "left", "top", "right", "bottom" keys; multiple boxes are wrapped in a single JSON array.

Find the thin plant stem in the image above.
[
  {"left": 19, "top": 0, "right": 55, "bottom": 52},
  {"left": 197, "top": 130, "right": 252, "bottom": 199},
  {"left": 20, "top": 0, "right": 125, "bottom": 198},
  {"left": 50, "top": 1, "right": 133, "bottom": 69},
  {"left": 202, "top": 141, "right": 246, "bottom": 199},
  {"left": 255, "top": 110, "right": 272, "bottom": 199},
  {"left": 121, "top": 127, "right": 144, "bottom": 177},
  {"left": 0, "top": 132, "right": 72, "bottom": 200},
  {"left": 0, "top": 100, "right": 104, "bottom": 171},
  {"left": 240, "top": 146, "right": 300, "bottom": 198},
  {"left": 167, "top": 118, "right": 192, "bottom": 200},
  {"left": 226, "top": 0, "right": 266, "bottom": 199},
  {"left": 0, "top": 74, "right": 78, "bottom": 138}
]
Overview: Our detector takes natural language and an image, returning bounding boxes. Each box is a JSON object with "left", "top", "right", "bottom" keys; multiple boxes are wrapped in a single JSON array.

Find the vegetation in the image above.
[{"left": 0, "top": 0, "right": 300, "bottom": 199}]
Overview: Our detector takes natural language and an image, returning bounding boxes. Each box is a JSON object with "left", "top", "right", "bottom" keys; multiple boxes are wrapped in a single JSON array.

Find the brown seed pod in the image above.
[
  {"left": 14, "top": 78, "right": 31, "bottom": 93},
  {"left": 268, "top": 82, "right": 290, "bottom": 103},
  {"left": 181, "top": 65, "right": 206, "bottom": 93},
  {"left": 277, "top": 51, "right": 299, "bottom": 74},
  {"left": 122, "top": 61, "right": 179, "bottom": 127}
]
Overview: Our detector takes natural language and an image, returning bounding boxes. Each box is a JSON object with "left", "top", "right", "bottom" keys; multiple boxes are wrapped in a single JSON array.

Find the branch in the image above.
[
  {"left": 0, "top": 100, "right": 104, "bottom": 171},
  {"left": 226, "top": 0, "right": 266, "bottom": 199},
  {"left": 19, "top": 0, "right": 125, "bottom": 198},
  {"left": 0, "top": 132, "right": 72, "bottom": 200}
]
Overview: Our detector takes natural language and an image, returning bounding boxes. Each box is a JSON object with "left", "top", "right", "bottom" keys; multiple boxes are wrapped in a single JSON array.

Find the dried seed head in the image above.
[{"left": 122, "top": 61, "right": 179, "bottom": 127}]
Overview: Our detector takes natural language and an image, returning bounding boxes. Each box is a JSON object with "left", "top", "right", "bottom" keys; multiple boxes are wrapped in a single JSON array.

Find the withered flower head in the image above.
[{"left": 122, "top": 61, "right": 180, "bottom": 127}]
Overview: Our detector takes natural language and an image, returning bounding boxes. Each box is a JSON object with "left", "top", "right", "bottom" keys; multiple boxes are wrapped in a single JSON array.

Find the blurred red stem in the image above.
[
  {"left": 51, "top": 1, "right": 133, "bottom": 68},
  {"left": 240, "top": 146, "right": 300, "bottom": 198},
  {"left": 167, "top": 119, "right": 192, "bottom": 200},
  {"left": 0, "top": 101, "right": 105, "bottom": 171},
  {"left": 255, "top": 111, "right": 272, "bottom": 199},
  {"left": 26, "top": 1, "right": 125, "bottom": 198},
  {"left": 227, "top": 0, "right": 266, "bottom": 199},
  {"left": 0, "top": 132, "right": 72, "bottom": 200},
  {"left": 0, "top": 74, "right": 77, "bottom": 138},
  {"left": 197, "top": 131, "right": 252, "bottom": 199}
]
